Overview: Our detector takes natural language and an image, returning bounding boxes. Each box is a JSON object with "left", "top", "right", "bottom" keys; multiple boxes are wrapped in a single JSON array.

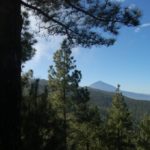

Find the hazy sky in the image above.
[{"left": 24, "top": 0, "right": 150, "bottom": 94}]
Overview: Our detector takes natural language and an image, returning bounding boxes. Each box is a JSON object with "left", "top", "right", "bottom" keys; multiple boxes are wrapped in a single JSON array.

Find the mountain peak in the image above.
[
  {"left": 89, "top": 81, "right": 150, "bottom": 101},
  {"left": 90, "top": 81, "right": 116, "bottom": 92}
]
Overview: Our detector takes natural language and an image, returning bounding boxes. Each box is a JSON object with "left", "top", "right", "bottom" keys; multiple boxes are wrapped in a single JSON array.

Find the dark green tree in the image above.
[
  {"left": 48, "top": 39, "right": 82, "bottom": 150},
  {"left": 21, "top": 70, "right": 65, "bottom": 150},
  {"left": 0, "top": 0, "right": 141, "bottom": 149},
  {"left": 21, "top": 11, "right": 37, "bottom": 63},
  {"left": 72, "top": 104, "right": 104, "bottom": 150},
  {"left": 21, "top": 71, "right": 48, "bottom": 150},
  {"left": 106, "top": 85, "right": 134, "bottom": 150},
  {"left": 72, "top": 86, "right": 107, "bottom": 150},
  {"left": 137, "top": 115, "right": 150, "bottom": 150},
  {"left": 48, "top": 40, "right": 104, "bottom": 150}
]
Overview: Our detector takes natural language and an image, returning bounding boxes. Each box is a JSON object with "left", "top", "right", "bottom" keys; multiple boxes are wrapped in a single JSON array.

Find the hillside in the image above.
[
  {"left": 88, "top": 87, "right": 150, "bottom": 121},
  {"left": 25, "top": 79, "right": 150, "bottom": 121}
]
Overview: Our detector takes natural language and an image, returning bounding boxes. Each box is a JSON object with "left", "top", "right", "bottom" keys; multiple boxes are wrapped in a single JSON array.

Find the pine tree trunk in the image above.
[
  {"left": 0, "top": 0, "right": 22, "bottom": 149},
  {"left": 86, "top": 142, "right": 89, "bottom": 150},
  {"left": 63, "top": 84, "right": 67, "bottom": 150}
]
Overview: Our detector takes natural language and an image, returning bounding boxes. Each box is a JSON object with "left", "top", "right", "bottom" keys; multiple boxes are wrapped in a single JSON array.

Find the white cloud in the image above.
[
  {"left": 23, "top": 35, "right": 64, "bottom": 73},
  {"left": 32, "top": 36, "right": 64, "bottom": 62},
  {"left": 128, "top": 4, "right": 136, "bottom": 9},
  {"left": 32, "top": 40, "right": 51, "bottom": 62},
  {"left": 141, "top": 23, "right": 150, "bottom": 27},
  {"left": 31, "top": 35, "right": 81, "bottom": 63},
  {"left": 135, "top": 23, "right": 150, "bottom": 32}
]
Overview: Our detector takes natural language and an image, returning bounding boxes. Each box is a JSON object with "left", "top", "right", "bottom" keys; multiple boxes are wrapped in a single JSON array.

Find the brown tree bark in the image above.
[{"left": 0, "top": 0, "right": 22, "bottom": 149}]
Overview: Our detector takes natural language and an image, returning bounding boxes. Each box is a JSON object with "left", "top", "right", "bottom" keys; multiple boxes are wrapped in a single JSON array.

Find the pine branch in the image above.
[
  {"left": 65, "top": 0, "right": 108, "bottom": 22},
  {"left": 21, "top": 1, "right": 78, "bottom": 36}
]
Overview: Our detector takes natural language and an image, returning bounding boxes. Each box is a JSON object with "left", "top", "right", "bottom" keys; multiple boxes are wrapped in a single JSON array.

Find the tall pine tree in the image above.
[
  {"left": 48, "top": 39, "right": 82, "bottom": 150},
  {"left": 106, "top": 85, "right": 134, "bottom": 150}
]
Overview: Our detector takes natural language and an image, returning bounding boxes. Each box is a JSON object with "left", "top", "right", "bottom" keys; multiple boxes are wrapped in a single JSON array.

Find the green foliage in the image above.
[
  {"left": 21, "top": 72, "right": 150, "bottom": 150},
  {"left": 48, "top": 39, "right": 82, "bottom": 115},
  {"left": 137, "top": 115, "right": 150, "bottom": 150},
  {"left": 106, "top": 90, "right": 135, "bottom": 150},
  {"left": 48, "top": 39, "right": 84, "bottom": 149},
  {"left": 89, "top": 87, "right": 150, "bottom": 121},
  {"left": 71, "top": 105, "right": 104, "bottom": 150},
  {"left": 21, "top": 71, "right": 65, "bottom": 150},
  {"left": 21, "top": 11, "right": 37, "bottom": 63},
  {"left": 48, "top": 40, "right": 105, "bottom": 150}
]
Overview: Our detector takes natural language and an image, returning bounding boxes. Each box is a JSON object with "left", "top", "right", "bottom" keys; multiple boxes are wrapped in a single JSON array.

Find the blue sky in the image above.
[{"left": 24, "top": 0, "right": 150, "bottom": 94}]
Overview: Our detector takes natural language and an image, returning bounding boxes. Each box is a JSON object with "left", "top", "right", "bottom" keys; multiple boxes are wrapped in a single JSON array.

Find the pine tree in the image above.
[
  {"left": 106, "top": 85, "right": 134, "bottom": 150},
  {"left": 48, "top": 39, "right": 82, "bottom": 150},
  {"left": 21, "top": 70, "right": 65, "bottom": 150},
  {"left": 137, "top": 115, "right": 150, "bottom": 150},
  {"left": 21, "top": 71, "right": 48, "bottom": 150},
  {"left": 21, "top": 11, "right": 37, "bottom": 63},
  {"left": 68, "top": 86, "right": 105, "bottom": 150},
  {"left": 72, "top": 104, "right": 104, "bottom": 150}
]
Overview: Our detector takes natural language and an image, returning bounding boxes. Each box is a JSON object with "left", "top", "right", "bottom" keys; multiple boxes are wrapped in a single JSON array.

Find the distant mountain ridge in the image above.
[
  {"left": 90, "top": 81, "right": 150, "bottom": 101},
  {"left": 88, "top": 87, "right": 150, "bottom": 120},
  {"left": 90, "top": 81, "right": 116, "bottom": 92},
  {"left": 27, "top": 79, "right": 150, "bottom": 120}
]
